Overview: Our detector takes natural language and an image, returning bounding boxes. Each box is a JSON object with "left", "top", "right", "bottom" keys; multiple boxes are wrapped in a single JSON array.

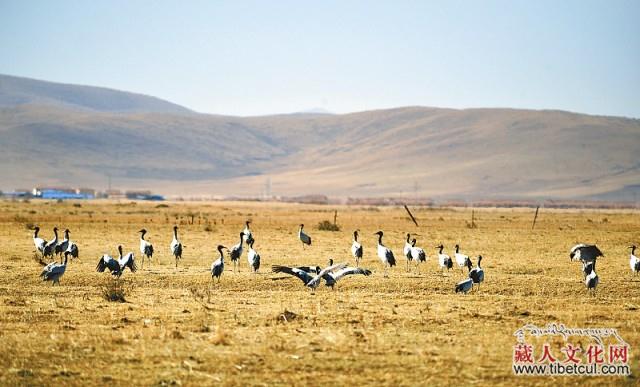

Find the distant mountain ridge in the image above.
[
  {"left": 0, "top": 74, "right": 638, "bottom": 201},
  {"left": 0, "top": 74, "right": 192, "bottom": 114}
]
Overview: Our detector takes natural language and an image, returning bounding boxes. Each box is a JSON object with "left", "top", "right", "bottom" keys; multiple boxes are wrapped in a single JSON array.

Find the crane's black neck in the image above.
[
  {"left": 353, "top": 231, "right": 358, "bottom": 242},
  {"left": 632, "top": 246, "right": 637, "bottom": 255},
  {"left": 377, "top": 234, "right": 383, "bottom": 245},
  {"left": 438, "top": 246, "right": 444, "bottom": 254},
  {"left": 34, "top": 228, "right": 39, "bottom": 238},
  {"left": 406, "top": 233, "right": 410, "bottom": 243}
]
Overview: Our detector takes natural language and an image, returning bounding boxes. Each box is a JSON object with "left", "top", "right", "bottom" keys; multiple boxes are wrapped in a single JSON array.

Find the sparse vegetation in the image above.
[
  {"left": 317, "top": 220, "right": 340, "bottom": 231},
  {"left": 101, "top": 279, "right": 131, "bottom": 302}
]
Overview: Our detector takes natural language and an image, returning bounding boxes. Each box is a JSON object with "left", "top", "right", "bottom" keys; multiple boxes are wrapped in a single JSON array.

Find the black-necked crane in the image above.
[
  {"left": 374, "top": 231, "right": 396, "bottom": 277},
  {"left": 243, "top": 221, "right": 255, "bottom": 245},
  {"left": 229, "top": 232, "right": 244, "bottom": 272},
  {"left": 211, "top": 245, "right": 227, "bottom": 282},
  {"left": 629, "top": 245, "right": 640, "bottom": 275},
  {"left": 585, "top": 265, "right": 599, "bottom": 295},
  {"left": 117, "top": 245, "right": 137, "bottom": 275},
  {"left": 351, "top": 230, "right": 363, "bottom": 267},
  {"left": 410, "top": 238, "right": 427, "bottom": 270},
  {"left": 455, "top": 277, "right": 473, "bottom": 294},
  {"left": 96, "top": 246, "right": 136, "bottom": 277},
  {"left": 570, "top": 244, "right": 603, "bottom": 270},
  {"left": 468, "top": 255, "right": 484, "bottom": 289},
  {"left": 351, "top": 230, "right": 364, "bottom": 267},
  {"left": 139, "top": 229, "right": 154, "bottom": 269},
  {"left": 454, "top": 244, "right": 470, "bottom": 272},
  {"left": 403, "top": 233, "right": 413, "bottom": 271},
  {"left": 294, "top": 258, "right": 371, "bottom": 289},
  {"left": 170, "top": 226, "right": 183, "bottom": 268},
  {"left": 66, "top": 240, "right": 79, "bottom": 261},
  {"left": 436, "top": 244, "right": 453, "bottom": 274},
  {"left": 33, "top": 226, "right": 46, "bottom": 257},
  {"left": 54, "top": 229, "right": 70, "bottom": 259},
  {"left": 247, "top": 239, "right": 260, "bottom": 273},
  {"left": 272, "top": 261, "right": 347, "bottom": 293},
  {"left": 42, "top": 227, "right": 59, "bottom": 260},
  {"left": 40, "top": 251, "right": 69, "bottom": 285},
  {"left": 298, "top": 224, "right": 312, "bottom": 249}
]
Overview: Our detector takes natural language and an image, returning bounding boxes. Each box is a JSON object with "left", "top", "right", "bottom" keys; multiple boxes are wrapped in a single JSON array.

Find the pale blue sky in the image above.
[{"left": 1, "top": 0, "right": 638, "bottom": 117}]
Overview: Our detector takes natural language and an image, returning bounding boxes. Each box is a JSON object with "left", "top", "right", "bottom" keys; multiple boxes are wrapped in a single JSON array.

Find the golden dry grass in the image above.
[{"left": 0, "top": 199, "right": 639, "bottom": 386}]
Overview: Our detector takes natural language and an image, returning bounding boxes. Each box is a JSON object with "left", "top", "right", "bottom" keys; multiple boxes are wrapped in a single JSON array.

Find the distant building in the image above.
[
  {"left": 125, "top": 190, "right": 165, "bottom": 201},
  {"left": 104, "top": 189, "right": 125, "bottom": 199},
  {"left": 32, "top": 186, "right": 94, "bottom": 199}
]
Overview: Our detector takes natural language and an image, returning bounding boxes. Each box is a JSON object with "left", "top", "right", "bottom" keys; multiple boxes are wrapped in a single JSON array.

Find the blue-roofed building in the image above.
[{"left": 33, "top": 187, "right": 95, "bottom": 200}]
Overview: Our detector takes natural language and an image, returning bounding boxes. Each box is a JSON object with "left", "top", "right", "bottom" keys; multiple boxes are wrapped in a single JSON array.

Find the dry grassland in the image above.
[{"left": 0, "top": 200, "right": 638, "bottom": 386}]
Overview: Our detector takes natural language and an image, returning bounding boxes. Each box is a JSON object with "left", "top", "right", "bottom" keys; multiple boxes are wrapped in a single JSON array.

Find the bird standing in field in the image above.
[
  {"left": 64, "top": 230, "right": 79, "bottom": 261},
  {"left": 629, "top": 245, "right": 640, "bottom": 276},
  {"left": 403, "top": 233, "right": 413, "bottom": 271},
  {"left": 298, "top": 224, "right": 312, "bottom": 249},
  {"left": 351, "top": 230, "right": 363, "bottom": 267},
  {"left": 570, "top": 244, "right": 603, "bottom": 270},
  {"left": 374, "top": 231, "right": 396, "bottom": 277},
  {"left": 211, "top": 245, "right": 227, "bottom": 282},
  {"left": 584, "top": 264, "right": 599, "bottom": 295},
  {"left": 436, "top": 244, "right": 453, "bottom": 274},
  {"left": 410, "top": 238, "right": 427, "bottom": 270},
  {"left": 468, "top": 255, "right": 485, "bottom": 290},
  {"left": 229, "top": 232, "right": 244, "bottom": 272},
  {"left": 54, "top": 229, "right": 70, "bottom": 260},
  {"left": 247, "top": 239, "right": 261, "bottom": 273},
  {"left": 41, "top": 251, "right": 70, "bottom": 285},
  {"left": 33, "top": 226, "right": 46, "bottom": 257},
  {"left": 42, "top": 227, "right": 59, "bottom": 260},
  {"left": 454, "top": 244, "right": 470, "bottom": 273},
  {"left": 139, "top": 229, "right": 154, "bottom": 269},
  {"left": 243, "top": 221, "right": 255, "bottom": 245},
  {"left": 455, "top": 277, "right": 474, "bottom": 294},
  {"left": 170, "top": 226, "right": 183, "bottom": 268}
]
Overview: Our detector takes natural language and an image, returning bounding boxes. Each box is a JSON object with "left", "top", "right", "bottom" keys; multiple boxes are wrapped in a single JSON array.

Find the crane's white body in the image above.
[
  {"left": 41, "top": 253, "right": 68, "bottom": 284},
  {"left": 351, "top": 231, "right": 363, "bottom": 266},
  {"left": 33, "top": 227, "right": 46, "bottom": 255},
  {"left": 247, "top": 243, "right": 260, "bottom": 273},
  {"left": 454, "top": 245, "right": 469, "bottom": 269}
]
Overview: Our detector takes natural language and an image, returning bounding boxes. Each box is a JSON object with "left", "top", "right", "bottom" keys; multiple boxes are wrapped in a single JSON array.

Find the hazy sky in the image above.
[{"left": 1, "top": 0, "right": 638, "bottom": 117}]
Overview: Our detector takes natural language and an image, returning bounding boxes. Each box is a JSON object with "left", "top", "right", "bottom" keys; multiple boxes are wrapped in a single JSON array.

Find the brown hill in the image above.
[{"left": 1, "top": 75, "right": 638, "bottom": 200}]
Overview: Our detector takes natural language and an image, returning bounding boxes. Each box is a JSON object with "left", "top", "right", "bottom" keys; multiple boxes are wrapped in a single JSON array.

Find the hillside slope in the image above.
[
  {"left": 0, "top": 74, "right": 191, "bottom": 113},
  {"left": 0, "top": 76, "right": 638, "bottom": 200}
]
